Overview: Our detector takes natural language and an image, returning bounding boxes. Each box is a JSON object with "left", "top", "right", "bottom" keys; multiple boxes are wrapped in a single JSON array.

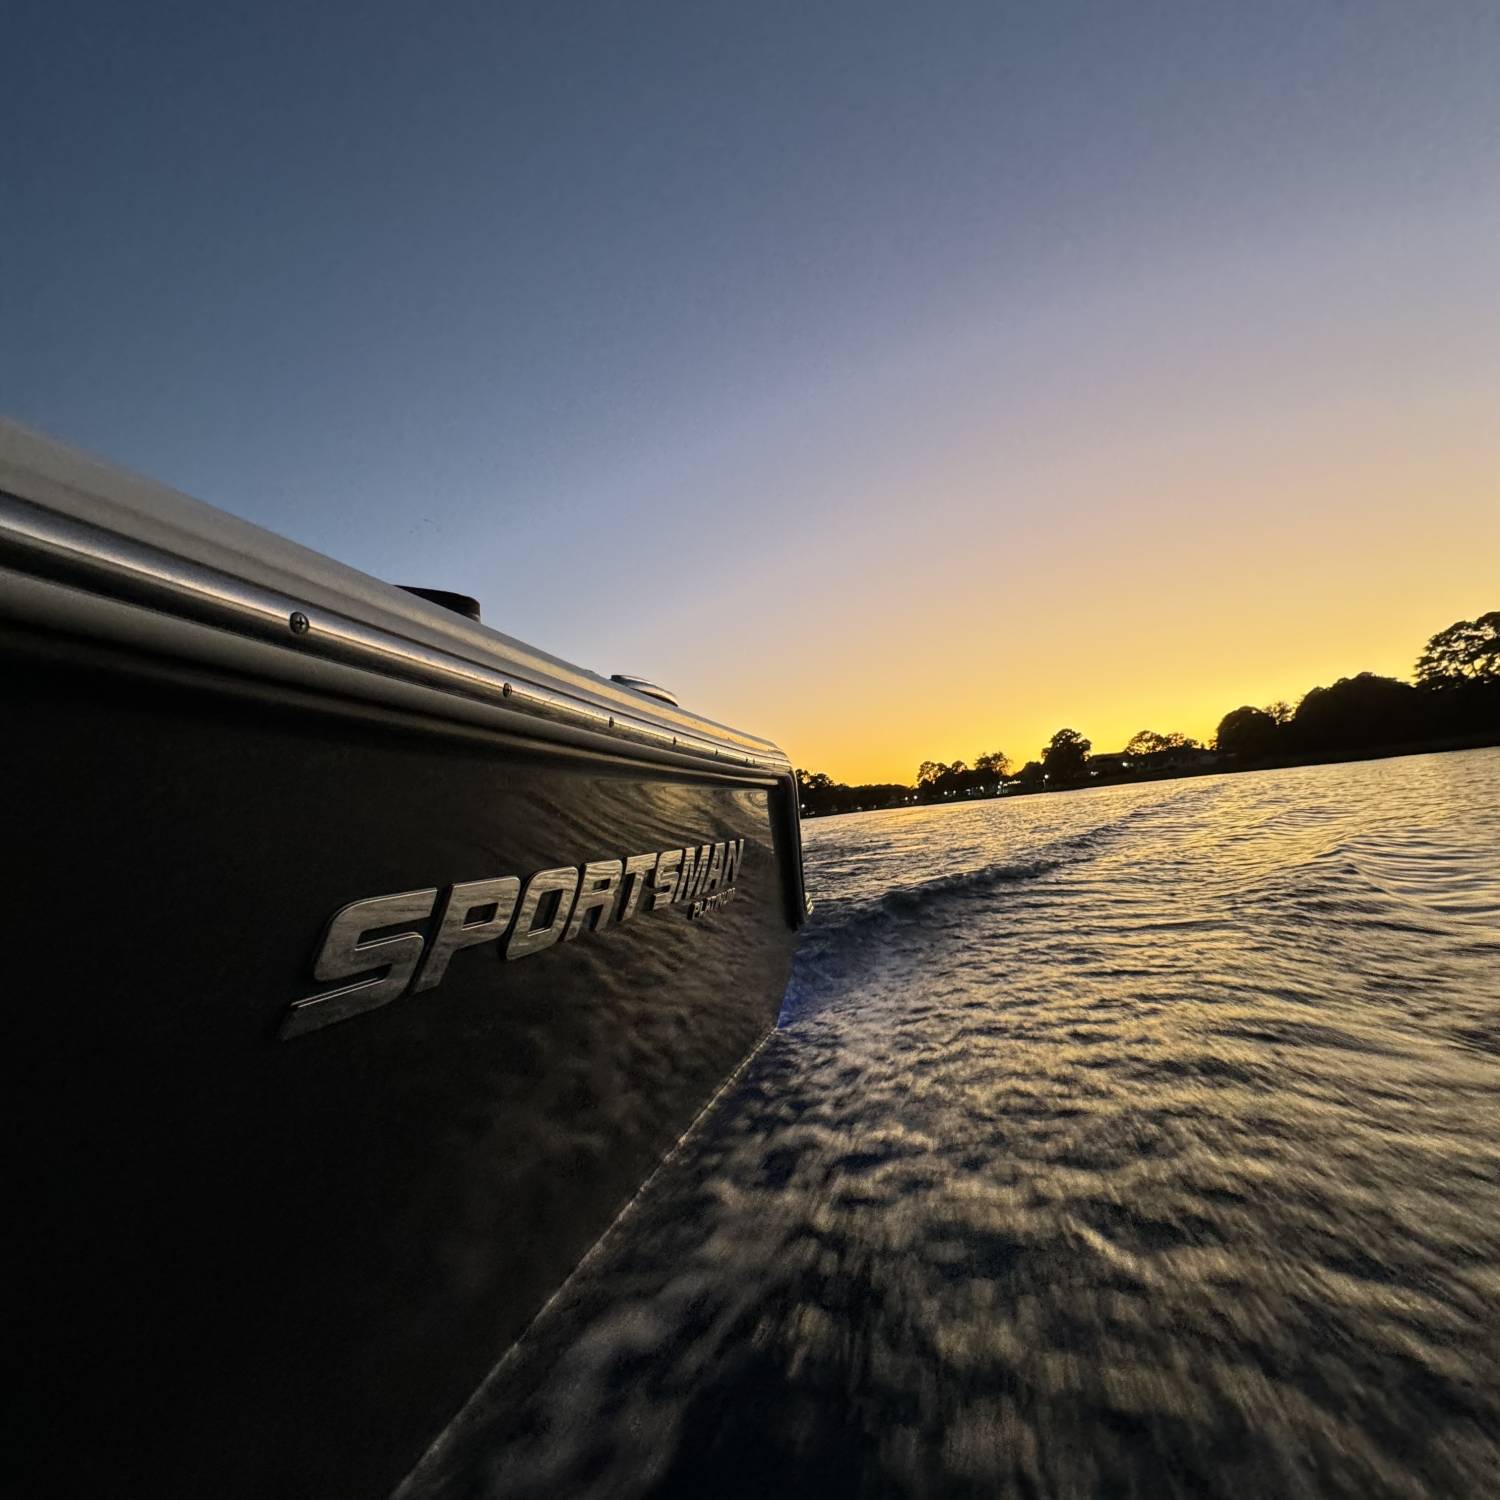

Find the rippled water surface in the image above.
[{"left": 409, "top": 750, "right": 1500, "bottom": 1499}]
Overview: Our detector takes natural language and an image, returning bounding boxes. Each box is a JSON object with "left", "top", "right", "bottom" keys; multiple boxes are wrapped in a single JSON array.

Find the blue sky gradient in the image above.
[{"left": 5, "top": 2, "right": 1498, "bottom": 776}]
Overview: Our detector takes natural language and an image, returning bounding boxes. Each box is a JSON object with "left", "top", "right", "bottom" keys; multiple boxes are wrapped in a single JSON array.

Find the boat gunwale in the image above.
[{"left": 0, "top": 420, "right": 792, "bottom": 776}]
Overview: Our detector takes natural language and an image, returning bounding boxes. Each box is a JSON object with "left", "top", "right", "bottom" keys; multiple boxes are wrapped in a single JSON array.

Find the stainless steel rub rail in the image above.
[{"left": 0, "top": 422, "right": 792, "bottom": 776}]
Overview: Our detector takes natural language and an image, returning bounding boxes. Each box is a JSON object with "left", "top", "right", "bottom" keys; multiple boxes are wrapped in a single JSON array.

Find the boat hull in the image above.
[
  {"left": 8, "top": 652, "right": 797, "bottom": 1497},
  {"left": 1, "top": 421, "right": 805, "bottom": 1499}
]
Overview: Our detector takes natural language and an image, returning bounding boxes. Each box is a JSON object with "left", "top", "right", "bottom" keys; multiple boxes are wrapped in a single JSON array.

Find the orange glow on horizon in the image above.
[
  {"left": 676, "top": 423, "right": 1499, "bottom": 788},
  {"left": 757, "top": 600, "right": 1489, "bottom": 788}
]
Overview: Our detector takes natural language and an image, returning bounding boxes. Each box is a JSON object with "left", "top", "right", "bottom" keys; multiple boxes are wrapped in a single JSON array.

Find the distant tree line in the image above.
[
  {"left": 794, "top": 770, "right": 914, "bottom": 818},
  {"left": 1213, "top": 610, "right": 1500, "bottom": 763},
  {"left": 796, "top": 609, "right": 1500, "bottom": 817}
]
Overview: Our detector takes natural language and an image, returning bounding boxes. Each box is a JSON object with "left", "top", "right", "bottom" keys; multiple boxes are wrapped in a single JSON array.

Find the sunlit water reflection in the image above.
[{"left": 405, "top": 749, "right": 1500, "bottom": 1499}]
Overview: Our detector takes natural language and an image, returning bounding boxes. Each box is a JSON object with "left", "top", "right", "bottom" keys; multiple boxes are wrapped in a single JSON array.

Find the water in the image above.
[{"left": 406, "top": 750, "right": 1500, "bottom": 1499}]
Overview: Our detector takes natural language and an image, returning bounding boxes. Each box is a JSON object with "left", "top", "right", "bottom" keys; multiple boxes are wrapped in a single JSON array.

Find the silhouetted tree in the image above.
[
  {"left": 940, "top": 760, "right": 980, "bottom": 796},
  {"left": 1263, "top": 700, "right": 1294, "bottom": 726},
  {"left": 1414, "top": 612, "right": 1500, "bottom": 739},
  {"left": 1416, "top": 612, "right": 1500, "bottom": 688},
  {"left": 1125, "top": 729, "right": 1200, "bottom": 756},
  {"left": 1215, "top": 706, "right": 1280, "bottom": 760},
  {"left": 1015, "top": 760, "right": 1044, "bottom": 789},
  {"left": 1041, "top": 728, "right": 1091, "bottom": 785},
  {"left": 974, "top": 750, "right": 1012, "bottom": 778},
  {"left": 1290, "top": 673, "right": 1420, "bottom": 753}
]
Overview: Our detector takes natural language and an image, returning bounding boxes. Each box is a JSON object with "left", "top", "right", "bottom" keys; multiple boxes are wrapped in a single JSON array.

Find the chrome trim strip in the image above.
[
  {"left": 0, "top": 488, "right": 789, "bottom": 773},
  {"left": 0, "top": 564, "right": 789, "bottom": 792}
]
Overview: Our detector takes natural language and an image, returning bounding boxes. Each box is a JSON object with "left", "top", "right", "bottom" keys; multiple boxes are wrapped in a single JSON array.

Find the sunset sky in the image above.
[{"left": 5, "top": 2, "right": 1497, "bottom": 783}]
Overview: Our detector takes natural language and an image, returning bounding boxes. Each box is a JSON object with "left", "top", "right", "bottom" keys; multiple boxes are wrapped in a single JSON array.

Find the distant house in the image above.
[
  {"left": 1091, "top": 747, "right": 1219, "bottom": 778},
  {"left": 1155, "top": 747, "right": 1220, "bottom": 772}
]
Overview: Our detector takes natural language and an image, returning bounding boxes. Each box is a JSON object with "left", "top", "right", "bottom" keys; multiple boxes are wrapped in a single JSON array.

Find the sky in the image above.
[{"left": 4, "top": 1, "right": 1498, "bottom": 783}]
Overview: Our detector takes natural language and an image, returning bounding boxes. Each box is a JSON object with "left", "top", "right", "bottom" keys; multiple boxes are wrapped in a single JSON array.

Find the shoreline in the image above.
[{"left": 800, "top": 732, "right": 1500, "bottom": 820}]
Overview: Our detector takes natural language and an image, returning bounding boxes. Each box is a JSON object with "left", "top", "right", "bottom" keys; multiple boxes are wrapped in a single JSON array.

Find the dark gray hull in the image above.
[{"left": 1, "top": 422, "right": 807, "bottom": 1499}]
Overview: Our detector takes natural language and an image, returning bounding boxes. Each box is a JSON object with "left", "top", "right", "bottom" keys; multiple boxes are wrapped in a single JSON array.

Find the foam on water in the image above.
[{"left": 404, "top": 749, "right": 1500, "bottom": 1500}]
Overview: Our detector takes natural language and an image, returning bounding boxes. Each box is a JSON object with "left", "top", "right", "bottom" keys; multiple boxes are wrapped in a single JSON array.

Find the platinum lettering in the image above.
[{"left": 281, "top": 839, "right": 746, "bottom": 1039}]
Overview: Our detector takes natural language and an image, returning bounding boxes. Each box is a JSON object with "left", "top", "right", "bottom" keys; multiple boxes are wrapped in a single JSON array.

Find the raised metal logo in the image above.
[{"left": 281, "top": 839, "right": 745, "bottom": 1039}]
